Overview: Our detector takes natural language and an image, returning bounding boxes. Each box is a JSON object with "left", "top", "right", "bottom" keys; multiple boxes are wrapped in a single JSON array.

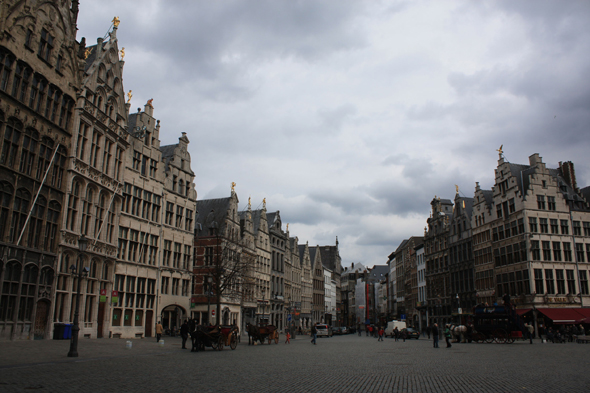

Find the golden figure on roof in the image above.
[
  {"left": 263, "top": 198, "right": 266, "bottom": 209},
  {"left": 112, "top": 16, "right": 120, "bottom": 28},
  {"left": 120, "top": 47, "right": 125, "bottom": 60},
  {"left": 127, "top": 90, "right": 132, "bottom": 103},
  {"left": 84, "top": 47, "right": 92, "bottom": 59},
  {"left": 248, "top": 196, "right": 251, "bottom": 208},
  {"left": 455, "top": 185, "right": 459, "bottom": 194},
  {"left": 286, "top": 223, "right": 289, "bottom": 231},
  {"left": 497, "top": 144, "right": 503, "bottom": 157},
  {"left": 147, "top": 98, "right": 154, "bottom": 107},
  {"left": 231, "top": 182, "right": 236, "bottom": 192}
]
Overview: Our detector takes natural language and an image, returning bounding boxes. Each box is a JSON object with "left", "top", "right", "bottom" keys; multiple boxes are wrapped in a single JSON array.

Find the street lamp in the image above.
[{"left": 68, "top": 235, "right": 89, "bottom": 357}]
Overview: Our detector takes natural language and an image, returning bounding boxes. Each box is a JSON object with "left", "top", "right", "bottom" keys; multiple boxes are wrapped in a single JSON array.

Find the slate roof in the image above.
[
  {"left": 308, "top": 246, "right": 318, "bottom": 266},
  {"left": 84, "top": 44, "right": 100, "bottom": 72},
  {"left": 368, "top": 265, "right": 389, "bottom": 282},
  {"left": 195, "top": 197, "right": 231, "bottom": 233},
  {"left": 481, "top": 190, "right": 494, "bottom": 208},
  {"left": 298, "top": 245, "right": 307, "bottom": 265}
]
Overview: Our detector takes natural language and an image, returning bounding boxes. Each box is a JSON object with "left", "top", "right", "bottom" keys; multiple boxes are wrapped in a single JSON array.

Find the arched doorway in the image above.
[
  {"left": 222, "top": 307, "right": 231, "bottom": 325},
  {"left": 161, "top": 305, "right": 186, "bottom": 335},
  {"left": 34, "top": 300, "right": 50, "bottom": 340}
]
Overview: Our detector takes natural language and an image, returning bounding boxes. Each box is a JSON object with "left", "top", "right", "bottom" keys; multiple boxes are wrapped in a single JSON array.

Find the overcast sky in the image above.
[{"left": 77, "top": 1, "right": 590, "bottom": 268}]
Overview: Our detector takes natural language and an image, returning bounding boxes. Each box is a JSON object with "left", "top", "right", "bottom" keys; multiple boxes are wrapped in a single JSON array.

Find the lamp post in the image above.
[{"left": 68, "top": 235, "right": 89, "bottom": 358}]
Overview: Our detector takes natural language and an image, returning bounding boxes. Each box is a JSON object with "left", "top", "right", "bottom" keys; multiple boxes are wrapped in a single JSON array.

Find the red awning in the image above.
[
  {"left": 576, "top": 308, "right": 590, "bottom": 319},
  {"left": 515, "top": 309, "right": 532, "bottom": 316},
  {"left": 537, "top": 308, "right": 585, "bottom": 324}
]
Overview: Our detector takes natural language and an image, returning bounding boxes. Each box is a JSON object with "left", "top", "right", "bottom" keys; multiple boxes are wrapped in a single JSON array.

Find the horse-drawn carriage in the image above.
[
  {"left": 246, "top": 323, "right": 279, "bottom": 345},
  {"left": 191, "top": 325, "right": 239, "bottom": 351},
  {"left": 471, "top": 305, "right": 526, "bottom": 344}
]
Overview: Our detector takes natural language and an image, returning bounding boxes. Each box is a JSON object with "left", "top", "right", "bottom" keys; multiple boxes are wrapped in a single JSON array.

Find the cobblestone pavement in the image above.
[{"left": 0, "top": 333, "right": 589, "bottom": 392}]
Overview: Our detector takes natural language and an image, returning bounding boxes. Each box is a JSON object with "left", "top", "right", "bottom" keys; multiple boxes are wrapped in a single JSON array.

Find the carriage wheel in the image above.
[
  {"left": 230, "top": 333, "right": 238, "bottom": 350},
  {"left": 506, "top": 336, "right": 515, "bottom": 344},
  {"left": 474, "top": 333, "right": 485, "bottom": 343},
  {"left": 493, "top": 329, "right": 508, "bottom": 344},
  {"left": 485, "top": 334, "right": 494, "bottom": 344},
  {"left": 217, "top": 335, "right": 224, "bottom": 351},
  {"left": 210, "top": 339, "right": 218, "bottom": 351}
]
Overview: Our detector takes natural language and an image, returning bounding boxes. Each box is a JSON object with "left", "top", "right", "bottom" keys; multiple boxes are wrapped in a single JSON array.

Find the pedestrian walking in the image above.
[
  {"left": 394, "top": 326, "right": 399, "bottom": 342},
  {"left": 378, "top": 327, "right": 384, "bottom": 341},
  {"left": 285, "top": 331, "right": 291, "bottom": 344},
  {"left": 432, "top": 323, "right": 439, "bottom": 348},
  {"left": 180, "top": 320, "right": 189, "bottom": 349},
  {"left": 524, "top": 323, "right": 534, "bottom": 344},
  {"left": 444, "top": 324, "right": 452, "bottom": 348},
  {"left": 156, "top": 321, "right": 164, "bottom": 343},
  {"left": 426, "top": 325, "right": 431, "bottom": 339},
  {"left": 311, "top": 324, "right": 317, "bottom": 345}
]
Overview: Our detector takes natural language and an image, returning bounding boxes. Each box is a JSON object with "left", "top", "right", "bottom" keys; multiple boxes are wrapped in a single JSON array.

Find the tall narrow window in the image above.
[
  {"left": 9, "top": 189, "right": 31, "bottom": 243},
  {"left": 76, "top": 123, "right": 89, "bottom": 160},
  {"left": 1, "top": 118, "right": 23, "bottom": 167},
  {"left": 89, "top": 131, "right": 101, "bottom": 168},
  {"left": 38, "top": 28, "right": 54, "bottom": 62},
  {"left": 0, "top": 51, "right": 15, "bottom": 91},
  {"left": 94, "top": 193, "right": 106, "bottom": 239},
  {"left": 66, "top": 181, "right": 80, "bottom": 231},
  {"left": 547, "top": 196, "right": 556, "bottom": 211},
  {"left": 19, "top": 128, "right": 38, "bottom": 176},
  {"left": 81, "top": 188, "right": 94, "bottom": 236},
  {"left": 27, "top": 196, "right": 46, "bottom": 248},
  {"left": 537, "top": 195, "right": 545, "bottom": 210},
  {"left": 552, "top": 242, "right": 562, "bottom": 262},
  {"left": 0, "top": 182, "right": 13, "bottom": 240},
  {"left": 102, "top": 139, "right": 112, "bottom": 175},
  {"left": 36, "top": 137, "right": 54, "bottom": 181},
  {"left": 44, "top": 201, "right": 60, "bottom": 251},
  {"left": 566, "top": 270, "right": 576, "bottom": 294},
  {"left": 560, "top": 220, "right": 569, "bottom": 235}
]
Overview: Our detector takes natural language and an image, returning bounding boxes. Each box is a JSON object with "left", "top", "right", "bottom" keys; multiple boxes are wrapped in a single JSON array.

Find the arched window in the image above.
[
  {"left": 12, "top": 61, "right": 32, "bottom": 102},
  {"left": 29, "top": 74, "right": 48, "bottom": 112},
  {"left": 89, "top": 260, "right": 98, "bottom": 279},
  {"left": 40, "top": 266, "right": 54, "bottom": 288},
  {"left": 1, "top": 118, "right": 23, "bottom": 167},
  {"left": 0, "top": 261, "right": 21, "bottom": 322},
  {"left": 178, "top": 180, "right": 184, "bottom": 196},
  {"left": 102, "top": 262, "right": 110, "bottom": 281},
  {"left": 19, "top": 128, "right": 39, "bottom": 176},
  {"left": 81, "top": 187, "right": 94, "bottom": 236},
  {"left": 44, "top": 200, "right": 60, "bottom": 251},
  {"left": 45, "top": 84, "right": 62, "bottom": 122},
  {"left": 0, "top": 49, "right": 15, "bottom": 92},
  {"left": 0, "top": 181, "right": 13, "bottom": 239},
  {"left": 27, "top": 195, "right": 46, "bottom": 248},
  {"left": 66, "top": 180, "right": 80, "bottom": 231},
  {"left": 98, "top": 64, "right": 106, "bottom": 82},
  {"left": 106, "top": 70, "right": 113, "bottom": 87},
  {"left": 58, "top": 95, "right": 74, "bottom": 129},
  {"left": 9, "top": 189, "right": 31, "bottom": 243}
]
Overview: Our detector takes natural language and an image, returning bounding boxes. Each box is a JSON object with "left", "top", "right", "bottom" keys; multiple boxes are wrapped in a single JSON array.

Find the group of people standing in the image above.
[{"left": 429, "top": 324, "right": 452, "bottom": 348}]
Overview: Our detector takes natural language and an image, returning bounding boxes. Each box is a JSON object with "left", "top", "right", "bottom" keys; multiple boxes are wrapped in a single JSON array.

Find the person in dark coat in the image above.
[
  {"left": 180, "top": 321, "right": 189, "bottom": 349},
  {"left": 432, "top": 323, "right": 439, "bottom": 348}
]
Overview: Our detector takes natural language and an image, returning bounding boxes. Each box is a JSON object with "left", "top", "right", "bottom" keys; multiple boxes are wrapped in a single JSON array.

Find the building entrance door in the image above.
[
  {"left": 34, "top": 300, "right": 49, "bottom": 340},
  {"left": 97, "top": 302, "right": 105, "bottom": 338},
  {"left": 145, "top": 311, "right": 153, "bottom": 338}
]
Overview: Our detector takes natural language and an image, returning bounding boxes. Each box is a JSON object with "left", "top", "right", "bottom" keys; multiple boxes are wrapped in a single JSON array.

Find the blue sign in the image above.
[
  {"left": 400, "top": 314, "right": 406, "bottom": 321},
  {"left": 287, "top": 314, "right": 292, "bottom": 322}
]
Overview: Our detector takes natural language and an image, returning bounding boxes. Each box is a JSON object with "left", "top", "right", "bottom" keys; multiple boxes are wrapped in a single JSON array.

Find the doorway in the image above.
[{"left": 34, "top": 300, "right": 49, "bottom": 340}]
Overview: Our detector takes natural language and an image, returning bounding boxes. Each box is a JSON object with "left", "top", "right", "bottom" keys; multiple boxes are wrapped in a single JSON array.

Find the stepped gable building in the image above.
[
  {"left": 448, "top": 191, "right": 476, "bottom": 315},
  {"left": 472, "top": 184, "right": 495, "bottom": 306},
  {"left": 237, "top": 199, "right": 257, "bottom": 330},
  {"left": 57, "top": 19, "right": 128, "bottom": 340},
  {"left": 319, "top": 238, "right": 342, "bottom": 325},
  {"left": 194, "top": 187, "right": 247, "bottom": 328},
  {"left": 298, "top": 242, "right": 312, "bottom": 328},
  {"left": 425, "top": 196, "right": 453, "bottom": 328},
  {"left": 391, "top": 237, "right": 423, "bottom": 323},
  {"left": 239, "top": 203, "right": 270, "bottom": 325},
  {"left": 0, "top": 0, "right": 82, "bottom": 340},
  {"left": 267, "top": 210, "right": 286, "bottom": 330},
  {"left": 473, "top": 152, "right": 590, "bottom": 329}
]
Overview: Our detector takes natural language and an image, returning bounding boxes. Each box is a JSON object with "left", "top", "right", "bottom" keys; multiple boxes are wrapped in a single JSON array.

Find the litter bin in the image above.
[
  {"left": 53, "top": 323, "right": 65, "bottom": 340},
  {"left": 63, "top": 324, "right": 73, "bottom": 339}
]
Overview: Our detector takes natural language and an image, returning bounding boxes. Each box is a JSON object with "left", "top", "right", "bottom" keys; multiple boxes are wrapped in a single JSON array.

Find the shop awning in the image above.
[
  {"left": 537, "top": 308, "right": 585, "bottom": 324},
  {"left": 576, "top": 308, "right": 590, "bottom": 319},
  {"left": 515, "top": 309, "right": 532, "bottom": 316}
]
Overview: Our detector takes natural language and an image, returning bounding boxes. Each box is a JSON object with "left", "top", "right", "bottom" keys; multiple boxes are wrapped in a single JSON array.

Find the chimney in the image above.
[
  {"left": 529, "top": 153, "right": 542, "bottom": 166},
  {"left": 559, "top": 161, "right": 577, "bottom": 190}
]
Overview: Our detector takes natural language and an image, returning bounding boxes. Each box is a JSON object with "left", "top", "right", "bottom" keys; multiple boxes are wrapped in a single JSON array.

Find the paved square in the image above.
[{"left": 0, "top": 334, "right": 588, "bottom": 392}]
